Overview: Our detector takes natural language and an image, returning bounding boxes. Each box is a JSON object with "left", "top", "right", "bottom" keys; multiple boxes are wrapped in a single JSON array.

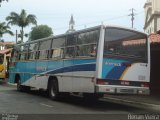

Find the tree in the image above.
[
  {"left": 0, "top": 22, "right": 13, "bottom": 39},
  {"left": 6, "top": 9, "right": 37, "bottom": 42},
  {"left": 29, "top": 25, "right": 53, "bottom": 41},
  {"left": 0, "top": 0, "right": 8, "bottom": 7}
]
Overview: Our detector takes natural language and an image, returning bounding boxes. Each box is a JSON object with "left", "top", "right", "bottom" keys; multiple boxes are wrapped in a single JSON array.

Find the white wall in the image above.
[{"left": 157, "top": 17, "right": 160, "bottom": 31}]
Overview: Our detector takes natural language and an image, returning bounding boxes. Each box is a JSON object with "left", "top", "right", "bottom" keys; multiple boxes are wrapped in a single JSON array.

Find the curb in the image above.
[{"left": 102, "top": 96, "right": 160, "bottom": 112}]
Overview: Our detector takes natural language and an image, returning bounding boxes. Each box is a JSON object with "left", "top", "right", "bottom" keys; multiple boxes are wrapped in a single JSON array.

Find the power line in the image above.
[{"left": 53, "top": 11, "right": 144, "bottom": 32}]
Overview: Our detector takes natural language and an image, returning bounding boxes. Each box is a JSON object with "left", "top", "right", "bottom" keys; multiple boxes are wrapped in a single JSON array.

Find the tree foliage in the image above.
[
  {"left": 29, "top": 25, "right": 53, "bottom": 41},
  {"left": 0, "top": 21, "right": 13, "bottom": 38},
  {"left": 6, "top": 9, "right": 37, "bottom": 42},
  {"left": 0, "top": 0, "right": 8, "bottom": 7}
]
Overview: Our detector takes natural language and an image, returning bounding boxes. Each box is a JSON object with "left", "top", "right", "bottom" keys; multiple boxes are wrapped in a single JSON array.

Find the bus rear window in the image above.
[{"left": 104, "top": 28, "right": 147, "bottom": 63}]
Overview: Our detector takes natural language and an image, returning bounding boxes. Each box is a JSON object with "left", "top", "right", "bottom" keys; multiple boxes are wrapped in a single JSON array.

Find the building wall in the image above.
[
  {"left": 157, "top": 17, "right": 160, "bottom": 32},
  {"left": 152, "top": 0, "right": 160, "bottom": 13},
  {"left": 144, "top": 0, "right": 160, "bottom": 34},
  {"left": 145, "top": 19, "right": 155, "bottom": 34}
]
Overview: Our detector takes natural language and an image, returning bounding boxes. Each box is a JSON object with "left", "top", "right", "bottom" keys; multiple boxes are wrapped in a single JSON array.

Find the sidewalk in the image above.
[{"left": 103, "top": 94, "right": 160, "bottom": 111}]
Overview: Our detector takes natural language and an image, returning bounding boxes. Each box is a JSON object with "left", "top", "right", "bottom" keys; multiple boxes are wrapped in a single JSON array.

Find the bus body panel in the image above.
[
  {"left": 12, "top": 58, "right": 96, "bottom": 92},
  {"left": 9, "top": 25, "right": 150, "bottom": 96},
  {"left": 102, "top": 58, "right": 149, "bottom": 82},
  {"left": 95, "top": 26, "right": 150, "bottom": 95}
]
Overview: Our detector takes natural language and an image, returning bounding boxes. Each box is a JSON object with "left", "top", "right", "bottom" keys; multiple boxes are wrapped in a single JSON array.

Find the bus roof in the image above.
[
  {"left": 104, "top": 25, "right": 147, "bottom": 36},
  {"left": 17, "top": 25, "right": 147, "bottom": 46}
]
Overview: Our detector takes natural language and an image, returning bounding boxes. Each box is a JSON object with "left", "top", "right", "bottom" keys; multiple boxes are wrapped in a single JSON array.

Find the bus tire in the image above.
[{"left": 48, "top": 79, "right": 59, "bottom": 100}]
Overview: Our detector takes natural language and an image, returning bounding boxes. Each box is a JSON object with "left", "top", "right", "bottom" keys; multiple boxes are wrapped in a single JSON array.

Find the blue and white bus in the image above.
[{"left": 9, "top": 25, "right": 150, "bottom": 100}]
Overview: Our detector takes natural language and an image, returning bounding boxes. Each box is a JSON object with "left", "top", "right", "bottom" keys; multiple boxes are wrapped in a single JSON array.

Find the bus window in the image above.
[
  {"left": 51, "top": 48, "right": 64, "bottom": 59},
  {"left": 35, "top": 51, "right": 40, "bottom": 59},
  {"left": 19, "top": 53, "right": 25, "bottom": 60},
  {"left": 52, "top": 37, "right": 65, "bottom": 48},
  {"left": 77, "top": 30, "right": 99, "bottom": 44},
  {"left": 65, "top": 47, "right": 75, "bottom": 58},
  {"left": 39, "top": 39, "right": 51, "bottom": 60},
  {"left": 76, "top": 44, "right": 96, "bottom": 57},
  {"left": 66, "top": 34, "right": 76, "bottom": 46},
  {"left": 28, "top": 42, "right": 39, "bottom": 60},
  {"left": 75, "top": 30, "right": 99, "bottom": 58},
  {"left": 39, "top": 39, "right": 51, "bottom": 50},
  {"left": 51, "top": 37, "right": 65, "bottom": 60},
  {"left": 28, "top": 52, "right": 35, "bottom": 60},
  {"left": 104, "top": 28, "right": 147, "bottom": 62},
  {"left": 18, "top": 44, "right": 29, "bottom": 61}
]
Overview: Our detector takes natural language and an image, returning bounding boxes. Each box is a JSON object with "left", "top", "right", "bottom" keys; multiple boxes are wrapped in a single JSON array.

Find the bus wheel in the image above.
[{"left": 48, "top": 79, "right": 59, "bottom": 100}]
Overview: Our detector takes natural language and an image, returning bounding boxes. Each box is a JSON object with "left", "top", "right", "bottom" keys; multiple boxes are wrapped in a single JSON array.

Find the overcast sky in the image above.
[{"left": 0, "top": 0, "right": 146, "bottom": 42}]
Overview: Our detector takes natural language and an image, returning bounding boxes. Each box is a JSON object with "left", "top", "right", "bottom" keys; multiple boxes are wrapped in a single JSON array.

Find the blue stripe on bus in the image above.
[
  {"left": 102, "top": 58, "right": 129, "bottom": 80},
  {"left": 105, "top": 66, "right": 126, "bottom": 80},
  {"left": 47, "top": 64, "right": 96, "bottom": 74}
]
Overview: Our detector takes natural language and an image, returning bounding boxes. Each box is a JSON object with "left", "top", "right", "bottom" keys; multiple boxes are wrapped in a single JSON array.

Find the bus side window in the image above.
[
  {"left": 25, "top": 52, "right": 29, "bottom": 60},
  {"left": 20, "top": 53, "right": 25, "bottom": 61},
  {"left": 28, "top": 52, "right": 35, "bottom": 60},
  {"left": 51, "top": 48, "right": 64, "bottom": 59},
  {"left": 45, "top": 50, "right": 50, "bottom": 59},
  {"left": 76, "top": 44, "right": 96, "bottom": 57},
  {"left": 65, "top": 47, "right": 75, "bottom": 58},
  {"left": 90, "top": 44, "right": 97, "bottom": 57},
  {"left": 35, "top": 51, "right": 40, "bottom": 59},
  {"left": 50, "top": 49, "right": 53, "bottom": 58},
  {"left": 75, "top": 30, "right": 99, "bottom": 58},
  {"left": 18, "top": 54, "right": 21, "bottom": 60},
  {"left": 39, "top": 50, "right": 44, "bottom": 59}
]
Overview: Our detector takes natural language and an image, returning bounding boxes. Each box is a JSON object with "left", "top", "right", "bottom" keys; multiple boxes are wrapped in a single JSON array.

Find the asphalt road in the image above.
[{"left": 0, "top": 82, "right": 159, "bottom": 120}]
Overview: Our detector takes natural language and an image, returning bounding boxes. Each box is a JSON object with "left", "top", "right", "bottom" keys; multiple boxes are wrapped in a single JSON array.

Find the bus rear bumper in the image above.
[{"left": 95, "top": 85, "right": 150, "bottom": 95}]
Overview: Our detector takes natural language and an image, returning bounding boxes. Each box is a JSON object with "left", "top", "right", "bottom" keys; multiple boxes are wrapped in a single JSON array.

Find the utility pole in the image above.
[{"left": 129, "top": 8, "right": 135, "bottom": 28}]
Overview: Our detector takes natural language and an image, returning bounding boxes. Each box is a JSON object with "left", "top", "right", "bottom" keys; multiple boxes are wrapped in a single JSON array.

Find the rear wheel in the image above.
[{"left": 48, "top": 79, "right": 59, "bottom": 100}]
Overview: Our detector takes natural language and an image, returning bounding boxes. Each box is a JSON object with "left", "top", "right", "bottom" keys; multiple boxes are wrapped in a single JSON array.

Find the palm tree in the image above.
[
  {"left": 0, "top": 0, "right": 8, "bottom": 7},
  {"left": 6, "top": 9, "right": 37, "bottom": 42},
  {"left": 0, "top": 21, "right": 13, "bottom": 38}
]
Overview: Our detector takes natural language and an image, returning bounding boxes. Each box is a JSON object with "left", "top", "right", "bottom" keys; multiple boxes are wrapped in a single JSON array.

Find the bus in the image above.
[
  {"left": 9, "top": 25, "right": 150, "bottom": 100},
  {"left": 0, "top": 49, "right": 12, "bottom": 81}
]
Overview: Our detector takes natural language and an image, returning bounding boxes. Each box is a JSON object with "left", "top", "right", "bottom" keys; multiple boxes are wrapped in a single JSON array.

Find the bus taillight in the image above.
[
  {"left": 96, "top": 79, "right": 109, "bottom": 85},
  {"left": 141, "top": 83, "right": 149, "bottom": 87}
]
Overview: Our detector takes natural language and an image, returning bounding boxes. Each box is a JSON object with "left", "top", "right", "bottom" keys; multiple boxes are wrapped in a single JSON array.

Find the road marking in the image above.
[{"left": 40, "top": 103, "right": 53, "bottom": 108}]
